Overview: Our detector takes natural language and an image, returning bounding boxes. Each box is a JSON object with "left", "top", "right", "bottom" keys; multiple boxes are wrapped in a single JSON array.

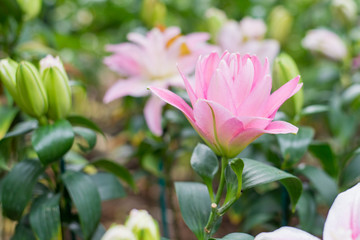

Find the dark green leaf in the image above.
[
  {"left": 11, "top": 219, "right": 36, "bottom": 240},
  {"left": 341, "top": 154, "right": 360, "bottom": 188},
  {"left": 91, "top": 159, "right": 135, "bottom": 190},
  {"left": 2, "top": 159, "right": 44, "bottom": 220},
  {"left": 29, "top": 194, "right": 62, "bottom": 240},
  {"left": 309, "top": 142, "right": 338, "bottom": 178},
  {"left": 297, "top": 190, "right": 316, "bottom": 232},
  {"left": 91, "top": 224, "right": 106, "bottom": 240},
  {"left": 2, "top": 120, "right": 38, "bottom": 140},
  {"left": 191, "top": 143, "right": 219, "bottom": 183},
  {"left": 62, "top": 171, "right": 101, "bottom": 240},
  {"left": 214, "top": 232, "right": 254, "bottom": 240},
  {"left": 175, "top": 182, "right": 211, "bottom": 240},
  {"left": 0, "top": 106, "right": 18, "bottom": 139},
  {"left": 277, "top": 127, "right": 314, "bottom": 166},
  {"left": 73, "top": 127, "right": 97, "bottom": 152},
  {"left": 90, "top": 172, "right": 126, "bottom": 201},
  {"left": 241, "top": 158, "right": 302, "bottom": 211},
  {"left": 67, "top": 115, "right": 105, "bottom": 136},
  {"left": 32, "top": 119, "right": 74, "bottom": 165},
  {"left": 297, "top": 165, "right": 338, "bottom": 206}
]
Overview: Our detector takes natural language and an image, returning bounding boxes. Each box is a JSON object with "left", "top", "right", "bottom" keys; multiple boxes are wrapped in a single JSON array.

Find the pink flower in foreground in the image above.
[
  {"left": 255, "top": 183, "right": 360, "bottom": 240},
  {"left": 217, "top": 17, "right": 280, "bottom": 64},
  {"left": 103, "top": 26, "right": 217, "bottom": 135},
  {"left": 150, "top": 51, "right": 302, "bottom": 158}
]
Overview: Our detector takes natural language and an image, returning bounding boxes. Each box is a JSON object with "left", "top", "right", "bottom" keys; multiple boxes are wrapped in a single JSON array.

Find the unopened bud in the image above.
[
  {"left": 40, "top": 55, "right": 72, "bottom": 120},
  {"left": 16, "top": 61, "right": 48, "bottom": 118},
  {"left": 17, "top": 0, "right": 42, "bottom": 20},
  {"left": 0, "top": 58, "right": 19, "bottom": 99},
  {"left": 141, "top": 0, "right": 166, "bottom": 27},
  {"left": 102, "top": 225, "right": 136, "bottom": 240},
  {"left": 273, "top": 53, "right": 303, "bottom": 119},
  {"left": 332, "top": 0, "right": 357, "bottom": 26},
  {"left": 125, "top": 209, "right": 160, "bottom": 240},
  {"left": 268, "top": 6, "right": 293, "bottom": 44},
  {"left": 205, "top": 8, "right": 227, "bottom": 42}
]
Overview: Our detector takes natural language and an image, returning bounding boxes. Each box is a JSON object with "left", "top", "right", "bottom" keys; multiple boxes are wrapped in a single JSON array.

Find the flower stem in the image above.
[{"left": 204, "top": 156, "right": 228, "bottom": 239}]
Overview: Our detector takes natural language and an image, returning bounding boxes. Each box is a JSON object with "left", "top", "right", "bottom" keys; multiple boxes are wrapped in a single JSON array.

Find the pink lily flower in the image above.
[
  {"left": 255, "top": 183, "right": 360, "bottom": 240},
  {"left": 150, "top": 51, "right": 302, "bottom": 158},
  {"left": 103, "top": 26, "right": 218, "bottom": 136},
  {"left": 217, "top": 17, "right": 280, "bottom": 64}
]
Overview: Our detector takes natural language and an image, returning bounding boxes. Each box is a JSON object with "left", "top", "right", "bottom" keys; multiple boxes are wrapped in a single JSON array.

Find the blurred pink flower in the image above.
[
  {"left": 104, "top": 26, "right": 217, "bottom": 135},
  {"left": 150, "top": 51, "right": 301, "bottom": 158},
  {"left": 217, "top": 17, "right": 280, "bottom": 64},
  {"left": 255, "top": 183, "right": 360, "bottom": 240},
  {"left": 302, "top": 29, "right": 348, "bottom": 61}
]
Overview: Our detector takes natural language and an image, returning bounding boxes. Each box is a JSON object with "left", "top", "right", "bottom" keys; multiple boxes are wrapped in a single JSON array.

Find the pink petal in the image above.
[
  {"left": 195, "top": 52, "right": 220, "bottom": 98},
  {"left": 149, "top": 86, "right": 195, "bottom": 123},
  {"left": 103, "top": 78, "right": 148, "bottom": 103},
  {"left": 144, "top": 96, "right": 165, "bottom": 136},
  {"left": 178, "top": 66, "right": 197, "bottom": 106},
  {"left": 263, "top": 76, "right": 302, "bottom": 118},
  {"left": 255, "top": 227, "right": 320, "bottom": 240},
  {"left": 323, "top": 183, "right": 360, "bottom": 240},
  {"left": 234, "top": 57, "right": 255, "bottom": 108},
  {"left": 264, "top": 121, "right": 298, "bottom": 134},
  {"left": 227, "top": 128, "right": 265, "bottom": 157}
]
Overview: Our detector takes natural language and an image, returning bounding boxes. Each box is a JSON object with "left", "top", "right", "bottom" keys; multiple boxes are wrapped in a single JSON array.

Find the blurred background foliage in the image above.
[{"left": 1, "top": 0, "right": 360, "bottom": 239}]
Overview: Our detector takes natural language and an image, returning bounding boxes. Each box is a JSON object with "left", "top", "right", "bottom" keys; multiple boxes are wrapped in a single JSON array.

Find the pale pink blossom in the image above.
[
  {"left": 255, "top": 183, "right": 360, "bottom": 240},
  {"left": 302, "top": 29, "right": 348, "bottom": 61},
  {"left": 103, "top": 26, "right": 217, "bottom": 135},
  {"left": 217, "top": 17, "right": 280, "bottom": 64},
  {"left": 150, "top": 51, "right": 301, "bottom": 158}
]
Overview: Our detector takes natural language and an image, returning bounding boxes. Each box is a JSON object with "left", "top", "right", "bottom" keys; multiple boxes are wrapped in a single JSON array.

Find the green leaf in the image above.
[
  {"left": 29, "top": 194, "right": 62, "bottom": 240},
  {"left": 191, "top": 143, "right": 219, "bottom": 183},
  {"left": 73, "top": 127, "right": 97, "bottom": 152},
  {"left": 91, "top": 224, "right": 106, "bottom": 240},
  {"left": 11, "top": 219, "right": 36, "bottom": 240},
  {"left": 214, "top": 233, "right": 254, "bottom": 240},
  {"left": 67, "top": 115, "right": 105, "bottom": 136},
  {"left": 2, "top": 159, "right": 44, "bottom": 220},
  {"left": 277, "top": 127, "right": 314, "bottom": 166},
  {"left": 62, "top": 171, "right": 101, "bottom": 240},
  {"left": 2, "top": 120, "right": 38, "bottom": 140},
  {"left": 301, "top": 105, "right": 328, "bottom": 116},
  {"left": 224, "top": 158, "right": 244, "bottom": 203},
  {"left": 31, "top": 119, "right": 74, "bottom": 165},
  {"left": 89, "top": 172, "right": 126, "bottom": 201},
  {"left": 297, "top": 165, "right": 338, "bottom": 206},
  {"left": 309, "top": 142, "right": 338, "bottom": 178},
  {"left": 175, "top": 182, "right": 211, "bottom": 240},
  {"left": 297, "top": 190, "right": 316, "bottom": 232},
  {"left": 341, "top": 154, "right": 360, "bottom": 188},
  {"left": 0, "top": 106, "right": 18, "bottom": 139},
  {"left": 241, "top": 158, "right": 302, "bottom": 211},
  {"left": 91, "top": 159, "right": 136, "bottom": 190}
]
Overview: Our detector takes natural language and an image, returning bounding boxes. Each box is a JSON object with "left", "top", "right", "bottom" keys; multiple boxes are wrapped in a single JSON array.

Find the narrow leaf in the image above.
[
  {"left": 2, "top": 160, "right": 43, "bottom": 220},
  {"left": 91, "top": 159, "right": 135, "bottom": 190},
  {"left": 32, "top": 119, "right": 74, "bottom": 165},
  {"left": 90, "top": 172, "right": 126, "bottom": 201},
  {"left": 62, "top": 171, "right": 101, "bottom": 240},
  {"left": 0, "top": 106, "right": 18, "bottom": 139},
  {"left": 2, "top": 120, "right": 38, "bottom": 140},
  {"left": 214, "top": 233, "right": 254, "bottom": 240},
  {"left": 309, "top": 142, "right": 338, "bottom": 178},
  {"left": 73, "top": 127, "right": 97, "bottom": 152},
  {"left": 67, "top": 115, "right": 104, "bottom": 136}
]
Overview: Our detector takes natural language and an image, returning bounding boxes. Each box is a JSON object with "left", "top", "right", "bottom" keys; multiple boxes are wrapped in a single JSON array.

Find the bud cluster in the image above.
[{"left": 0, "top": 55, "right": 72, "bottom": 122}]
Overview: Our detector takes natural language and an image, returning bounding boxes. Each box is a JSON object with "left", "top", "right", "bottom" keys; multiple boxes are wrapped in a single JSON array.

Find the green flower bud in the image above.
[
  {"left": 268, "top": 6, "right": 293, "bottom": 44},
  {"left": 16, "top": 61, "right": 48, "bottom": 118},
  {"left": 141, "top": 0, "right": 166, "bottom": 28},
  {"left": 40, "top": 55, "right": 72, "bottom": 120},
  {"left": 0, "top": 58, "right": 19, "bottom": 99},
  {"left": 273, "top": 53, "right": 303, "bottom": 119},
  {"left": 17, "top": 0, "right": 42, "bottom": 21},
  {"left": 125, "top": 210, "right": 160, "bottom": 240},
  {"left": 332, "top": 0, "right": 357, "bottom": 26},
  {"left": 102, "top": 225, "right": 136, "bottom": 240},
  {"left": 205, "top": 8, "right": 227, "bottom": 42}
]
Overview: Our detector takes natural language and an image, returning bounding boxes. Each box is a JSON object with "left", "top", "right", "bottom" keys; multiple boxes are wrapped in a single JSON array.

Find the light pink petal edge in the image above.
[
  {"left": 255, "top": 226, "right": 320, "bottom": 240},
  {"left": 144, "top": 96, "right": 166, "bottom": 136}
]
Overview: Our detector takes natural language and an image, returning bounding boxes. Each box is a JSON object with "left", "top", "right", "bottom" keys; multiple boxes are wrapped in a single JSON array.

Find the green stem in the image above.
[{"left": 204, "top": 157, "right": 228, "bottom": 239}]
